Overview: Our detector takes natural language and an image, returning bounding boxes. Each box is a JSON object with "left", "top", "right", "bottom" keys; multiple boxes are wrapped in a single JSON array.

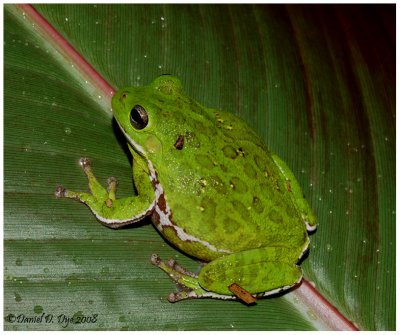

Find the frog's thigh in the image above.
[{"left": 198, "top": 247, "right": 302, "bottom": 296}]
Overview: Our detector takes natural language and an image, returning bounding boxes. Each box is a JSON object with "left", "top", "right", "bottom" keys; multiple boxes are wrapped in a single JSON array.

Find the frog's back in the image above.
[{"left": 155, "top": 103, "right": 308, "bottom": 259}]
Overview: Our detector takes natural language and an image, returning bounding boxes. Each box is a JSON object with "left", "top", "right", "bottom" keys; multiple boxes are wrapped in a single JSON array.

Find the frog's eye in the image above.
[{"left": 130, "top": 105, "right": 148, "bottom": 130}]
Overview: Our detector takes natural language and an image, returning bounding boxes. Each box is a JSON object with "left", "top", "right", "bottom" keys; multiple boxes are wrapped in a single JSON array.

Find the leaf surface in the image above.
[{"left": 4, "top": 4, "right": 395, "bottom": 330}]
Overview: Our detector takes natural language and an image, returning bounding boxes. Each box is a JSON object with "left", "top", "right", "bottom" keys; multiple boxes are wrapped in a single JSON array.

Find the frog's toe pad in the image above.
[
  {"left": 167, "top": 291, "right": 195, "bottom": 302},
  {"left": 79, "top": 157, "right": 92, "bottom": 171},
  {"left": 54, "top": 186, "right": 67, "bottom": 198},
  {"left": 107, "top": 176, "right": 118, "bottom": 186},
  {"left": 150, "top": 253, "right": 162, "bottom": 266},
  {"left": 168, "top": 292, "right": 180, "bottom": 302}
]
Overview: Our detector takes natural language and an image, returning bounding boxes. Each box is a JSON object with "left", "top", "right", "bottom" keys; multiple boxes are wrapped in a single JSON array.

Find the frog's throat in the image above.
[
  {"left": 115, "top": 119, "right": 148, "bottom": 158},
  {"left": 147, "top": 160, "right": 232, "bottom": 254}
]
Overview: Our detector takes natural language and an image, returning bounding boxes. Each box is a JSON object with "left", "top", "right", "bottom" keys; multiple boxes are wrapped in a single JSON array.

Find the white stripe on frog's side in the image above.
[
  {"left": 91, "top": 200, "right": 155, "bottom": 226},
  {"left": 147, "top": 160, "right": 232, "bottom": 254}
]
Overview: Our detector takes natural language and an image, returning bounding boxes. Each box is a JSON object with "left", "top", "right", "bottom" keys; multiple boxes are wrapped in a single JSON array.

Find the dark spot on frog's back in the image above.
[
  {"left": 244, "top": 162, "right": 257, "bottom": 179},
  {"left": 267, "top": 208, "right": 283, "bottom": 224},
  {"left": 195, "top": 154, "right": 215, "bottom": 170},
  {"left": 236, "top": 147, "right": 246, "bottom": 157},
  {"left": 224, "top": 217, "right": 241, "bottom": 234},
  {"left": 254, "top": 154, "right": 265, "bottom": 171},
  {"left": 209, "top": 175, "right": 227, "bottom": 194},
  {"left": 220, "top": 164, "right": 228, "bottom": 172},
  {"left": 174, "top": 135, "right": 184, "bottom": 150},
  {"left": 222, "top": 145, "right": 238, "bottom": 159},
  {"left": 252, "top": 196, "right": 264, "bottom": 214},
  {"left": 200, "top": 196, "right": 217, "bottom": 221},
  {"left": 230, "top": 176, "right": 248, "bottom": 193},
  {"left": 231, "top": 200, "right": 249, "bottom": 222}
]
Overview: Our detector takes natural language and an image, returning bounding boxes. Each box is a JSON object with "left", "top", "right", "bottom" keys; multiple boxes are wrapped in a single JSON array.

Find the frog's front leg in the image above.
[
  {"left": 152, "top": 246, "right": 303, "bottom": 303},
  {"left": 55, "top": 155, "right": 155, "bottom": 228}
]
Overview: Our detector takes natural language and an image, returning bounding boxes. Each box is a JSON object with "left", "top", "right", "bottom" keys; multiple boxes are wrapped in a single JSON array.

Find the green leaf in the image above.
[{"left": 4, "top": 4, "right": 395, "bottom": 330}]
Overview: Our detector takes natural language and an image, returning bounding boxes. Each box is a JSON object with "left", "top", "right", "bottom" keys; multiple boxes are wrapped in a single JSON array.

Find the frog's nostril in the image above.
[{"left": 120, "top": 91, "right": 129, "bottom": 100}]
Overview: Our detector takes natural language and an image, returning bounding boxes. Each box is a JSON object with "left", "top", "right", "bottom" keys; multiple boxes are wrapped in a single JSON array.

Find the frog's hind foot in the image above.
[
  {"left": 165, "top": 257, "right": 199, "bottom": 278},
  {"left": 151, "top": 254, "right": 235, "bottom": 302},
  {"left": 150, "top": 253, "right": 198, "bottom": 282}
]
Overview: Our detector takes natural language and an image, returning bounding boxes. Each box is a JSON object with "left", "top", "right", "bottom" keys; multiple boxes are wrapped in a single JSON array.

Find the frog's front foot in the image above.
[
  {"left": 54, "top": 157, "right": 128, "bottom": 228},
  {"left": 54, "top": 157, "right": 114, "bottom": 203},
  {"left": 55, "top": 157, "right": 95, "bottom": 199},
  {"left": 150, "top": 254, "right": 236, "bottom": 302},
  {"left": 55, "top": 157, "right": 156, "bottom": 228}
]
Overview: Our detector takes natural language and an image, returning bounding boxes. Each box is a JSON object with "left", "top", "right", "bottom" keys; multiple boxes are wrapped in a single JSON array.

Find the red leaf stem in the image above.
[
  {"left": 294, "top": 279, "right": 359, "bottom": 330},
  {"left": 16, "top": 4, "right": 115, "bottom": 109}
]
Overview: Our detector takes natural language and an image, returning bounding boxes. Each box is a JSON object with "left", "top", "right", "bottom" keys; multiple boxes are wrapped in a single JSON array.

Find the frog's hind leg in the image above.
[
  {"left": 151, "top": 248, "right": 303, "bottom": 303},
  {"left": 150, "top": 254, "right": 236, "bottom": 302},
  {"left": 197, "top": 246, "right": 303, "bottom": 299}
]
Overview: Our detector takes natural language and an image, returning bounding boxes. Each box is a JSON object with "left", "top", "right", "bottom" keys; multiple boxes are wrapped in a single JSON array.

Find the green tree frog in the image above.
[{"left": 55, "top": 75, "right": 316, "bottom": 303}]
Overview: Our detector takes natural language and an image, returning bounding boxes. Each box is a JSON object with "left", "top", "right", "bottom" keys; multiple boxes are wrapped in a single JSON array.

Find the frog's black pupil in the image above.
[{"left": 130, "top": 105, "right": 148, "bottom": 130}]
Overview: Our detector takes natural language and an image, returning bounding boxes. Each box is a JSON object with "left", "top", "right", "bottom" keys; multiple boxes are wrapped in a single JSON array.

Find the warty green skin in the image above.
[{"left": 56, "top": 75, "right": 316, "bottom": 302}]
